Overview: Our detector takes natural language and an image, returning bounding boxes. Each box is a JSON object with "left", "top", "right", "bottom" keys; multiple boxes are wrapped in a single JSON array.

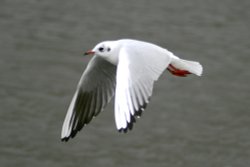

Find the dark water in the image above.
[{"left": 1, "top": 0, "right": 250, "bottom": 166}]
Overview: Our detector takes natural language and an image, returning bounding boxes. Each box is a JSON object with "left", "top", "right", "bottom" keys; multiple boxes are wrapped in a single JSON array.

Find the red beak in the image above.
[{"left": 84, "top": 50, "right": 95, "bottom": 56}]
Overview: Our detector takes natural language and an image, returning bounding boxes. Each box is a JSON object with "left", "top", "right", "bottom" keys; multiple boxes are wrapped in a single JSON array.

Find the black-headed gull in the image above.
[{"left": 61, "top": 39, "right": 203, "bottom": 141}]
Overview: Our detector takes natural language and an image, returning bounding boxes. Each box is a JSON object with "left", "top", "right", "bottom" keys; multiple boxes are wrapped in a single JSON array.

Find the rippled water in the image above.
[{"left": 1, "top": 0, "right": 250, "bottom": 167}]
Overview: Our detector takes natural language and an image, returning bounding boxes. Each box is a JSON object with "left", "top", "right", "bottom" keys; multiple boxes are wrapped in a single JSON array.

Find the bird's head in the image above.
[{"left": 84, "top": 41, "right": 120, "bottom": 65}]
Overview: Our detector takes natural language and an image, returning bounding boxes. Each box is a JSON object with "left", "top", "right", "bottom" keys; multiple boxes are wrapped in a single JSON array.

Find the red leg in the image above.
[{"left": 167, "top": 64, "right": 191, "bottom": 77}]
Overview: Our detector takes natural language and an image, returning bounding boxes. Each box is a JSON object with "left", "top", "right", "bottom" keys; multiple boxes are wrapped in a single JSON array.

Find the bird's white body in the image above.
[
  {"left": 61, "top": 39, "right": 203, "bottom": 141},
  {"left": 100, "top": 39, "right": 172, "bottom": 65}
]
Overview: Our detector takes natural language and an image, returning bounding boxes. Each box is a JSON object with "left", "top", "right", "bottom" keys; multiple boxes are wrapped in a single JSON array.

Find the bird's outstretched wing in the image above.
[
  {"left": 61, "top": 56, "right": 116, "bottom": 141},
  {"left": 115, "top": 42, "right": 172, "bottom": 132}
]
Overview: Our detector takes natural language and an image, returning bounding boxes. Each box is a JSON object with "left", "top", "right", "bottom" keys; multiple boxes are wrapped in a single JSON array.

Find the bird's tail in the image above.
[{"left": 168, "top": 57, "right": 203, "bottom": 77}]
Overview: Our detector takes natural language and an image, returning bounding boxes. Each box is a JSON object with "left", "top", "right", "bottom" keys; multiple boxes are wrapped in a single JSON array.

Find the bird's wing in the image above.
[
  {"left": 61, "top": 56, "right": 117, "bottom": 141},
  {"left": 115, "top": 43, "right": 172, "bottom": 132}
]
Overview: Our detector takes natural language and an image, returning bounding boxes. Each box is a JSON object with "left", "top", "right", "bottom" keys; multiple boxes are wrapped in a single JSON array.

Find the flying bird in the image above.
[{"left": 61, "top": 39, "right": 203, "bottom": 141}]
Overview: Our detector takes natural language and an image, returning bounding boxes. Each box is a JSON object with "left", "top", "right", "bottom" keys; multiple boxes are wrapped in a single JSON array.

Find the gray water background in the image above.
[{"left": 0, "top": 0, "right": 250, "bottom": 167}]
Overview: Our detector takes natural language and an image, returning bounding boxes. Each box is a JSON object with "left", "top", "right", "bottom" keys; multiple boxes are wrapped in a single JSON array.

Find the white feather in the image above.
[
  {"left": 114, "top": 40, "right": 172, "bottom": 130},
  {"left": 171, "top": 56, "right": 203, "bottom": 76}
]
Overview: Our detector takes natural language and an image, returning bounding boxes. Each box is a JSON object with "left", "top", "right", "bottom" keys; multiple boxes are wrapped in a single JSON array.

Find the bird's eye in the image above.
[{"left": 98, "top": 47, "right": 104, "bottom": 52}]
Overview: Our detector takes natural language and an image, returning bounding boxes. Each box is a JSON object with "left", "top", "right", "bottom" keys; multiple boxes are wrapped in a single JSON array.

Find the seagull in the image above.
[{"left": 61, "top": 39, "right": 203, "bottom": 141}]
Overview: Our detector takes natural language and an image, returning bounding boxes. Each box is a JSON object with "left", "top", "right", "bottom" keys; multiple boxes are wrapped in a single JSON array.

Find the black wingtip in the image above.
[
  {"left": 61, "top": 128, "right": 79, "bottom": 142},
  {"left": 118, "top": 128, "right": 128, "bottom": 133},
  {"left": 118, "top": 114, "right": 137, "bottom": 133},
  {"left": 61, "top": 137, "right": 69, "bottom": 142},
  {"left": 117, "top": 101, "right": 148, "bottom": 133}
]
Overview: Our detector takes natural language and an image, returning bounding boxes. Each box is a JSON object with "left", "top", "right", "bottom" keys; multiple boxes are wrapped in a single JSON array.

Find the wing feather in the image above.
[
  {"left": 61, "top": 56, "right": 116, "bottom": 141},
  {"left": 115, "top": 42, "right": 172, "bottom": 132}
]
